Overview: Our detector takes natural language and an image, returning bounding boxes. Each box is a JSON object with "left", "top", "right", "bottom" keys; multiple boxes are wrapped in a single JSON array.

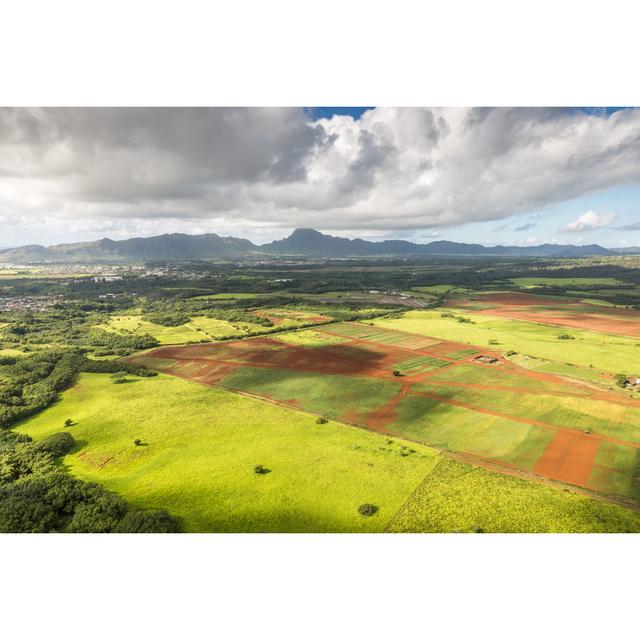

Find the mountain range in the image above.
[{"left": 0, "top": 228, "right": 634, "bottom": 263}]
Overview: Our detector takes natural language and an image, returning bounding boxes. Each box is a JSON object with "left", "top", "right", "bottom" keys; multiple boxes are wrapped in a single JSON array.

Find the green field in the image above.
[
  {"left": 413, "top": 383, "right": 640, "bottom": 444},
  {"left": 271, "top": 329, "right": 347, "bottom": 347},
  {"left": 511, "top": 276, "right": 626, "bottom": 288},
  {"left": 387, "top": 457, "right": 640, "bottom": 533},
  {"left": 14, "top": 373, "right": 441, "bottom": 533},
  {"left": 393, "top": 395, "right": 553, "bottom": 469},
  {"left": 371, "top": 310, "right": 640, "bottom": 373},
  {"left": 219, "top": 366, "right": 401, "bottom": 422},
  {"left": 97, "top": 314, "right": 265, "bottom": 344},
  {"left": 391, "top": 355, "right": 451, "bottom": 374},
  {"left": 509, "top": 353, "right": 616, "bottom": 387}
]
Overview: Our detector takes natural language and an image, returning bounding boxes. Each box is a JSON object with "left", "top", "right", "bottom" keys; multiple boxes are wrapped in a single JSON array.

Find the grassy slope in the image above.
[
  {"left": 14, "top": 373, "right": 439, "bottom": 533},
  {"left": 387, "top": 457, "right": 640, "bottom": 533},
  {"left": 371, "top": 310, "right": 640, "bottom": 372}
]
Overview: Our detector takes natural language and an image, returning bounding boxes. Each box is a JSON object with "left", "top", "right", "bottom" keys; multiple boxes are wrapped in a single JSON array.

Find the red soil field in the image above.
[
  {"left": 455, "top": 292, "right": 640, "bottom": 337},
  {"left": 534, "top": 431, "right": 601, "bottom": 487}
]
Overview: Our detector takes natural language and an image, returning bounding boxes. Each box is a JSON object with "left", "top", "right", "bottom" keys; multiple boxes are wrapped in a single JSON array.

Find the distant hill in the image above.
[
  {"left": 0, "top": 227, "right": 624, "bottom": 263},
  {"left": 261, "top": 228, "right": 614, "bottom": 258},
  {"left": 0, "top": 233, "right": 259, "bottom": 263}
]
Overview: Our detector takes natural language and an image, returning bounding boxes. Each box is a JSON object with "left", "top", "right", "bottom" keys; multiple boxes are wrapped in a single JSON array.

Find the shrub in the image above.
[
  {"left": 392, "top": 370, "right": 403, "bottom": 377},
  {"left": 254, "top": 465, "right": 271, "bottom": 475},
  {"left": 315, "top": 417, "right": 328, "bottom": 424},
  {"left": 133, "top": 439, "right": 142, "bottom": 447},
  {"left": 33, "top": 432, "right": 76, "bottom": 458},
  {"left": 357, "top": 503, "right": 378, "bottom": 516},
  {"left": 557, "top": 334, "right": 575, "bottom": 340},
  {"left": 614, "top": 373, "right": 628, "bottom": 388},
  {"left": 114, "top": 509, "right": 180, "bottom": 533}
]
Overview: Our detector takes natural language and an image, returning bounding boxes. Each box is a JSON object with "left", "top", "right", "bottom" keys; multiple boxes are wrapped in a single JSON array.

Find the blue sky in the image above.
[{"left": 409, "top": 184, "right": 640, "bottom": 248}]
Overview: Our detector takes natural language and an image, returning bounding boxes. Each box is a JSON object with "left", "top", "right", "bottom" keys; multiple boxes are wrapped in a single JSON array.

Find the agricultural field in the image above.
[
  {"left": 130, "top": 321, "right": 640, "bottom": 502},
  {"left": 14, "top": 373, "right": 440, "bottom": 533},
  {"left": 511, "top": 276, "right": 626, "bottom": 288},
  {"left": 370, "top": 309, "right": 640, "bottom": 373},
  {"left": 12, "top": 372, "right": 640, "bottom": 533},
  {"left": 387, "top": 458, "right": 640, "bottom": 533},
  {"left": 95, "top": 309, "right": 332, "bottom": 345},
  {"left": 450, "top": 291, "right": 640, "bottom": 338},
  {"left": 4, "top": 255, "right": 640, "bottom": 534},
  {"left": 96, "top": 314, "right": 257, "bottom": 343}
]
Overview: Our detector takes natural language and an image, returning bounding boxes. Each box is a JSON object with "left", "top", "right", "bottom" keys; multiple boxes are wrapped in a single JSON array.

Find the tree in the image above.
[
  {"left": 315, "top": 417, "right": 328, "bottom": 424},
  {"left": 392, "top": 370, "right": 402, "bottom": 377},
  {"left": 133, "top": 439, "right": 142, "bottom": 447},
  {"left": 615, "top": 373, "right": 628, "bottom": 388},
  {"left": 64, "top": 418, "right": 73, "bottom": 427},
  {"left": 357, "top": 503, "right": 378, "bottom": 516}
]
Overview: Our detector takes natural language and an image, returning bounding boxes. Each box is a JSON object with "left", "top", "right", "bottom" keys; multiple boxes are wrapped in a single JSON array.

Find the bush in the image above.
[
  {"left": 615, "top": 373, "right": 628, "bottom": 388},
  {"left": 315, "top": 417, "right": 328, "bottom": 424},
  {"left": 392, "top": 370, "right": 403, "bottom": 377},
  {"left": 114, "top": 509, "right": 180, "bottom": 533},
  {"left": 254, "top": 465, "right": 271, "bottom": 475},
  {"left": 557, "top": 334, "right": 575, "bottom": 340},
  {"left": 133, "top": 439, "right": 142, "bottom": 447},
  {"left": 33, "top": 432, "right": 76, "bottom": 458},
  {"left": 357, "top": 503, "right": 378, "bottom": 516}
]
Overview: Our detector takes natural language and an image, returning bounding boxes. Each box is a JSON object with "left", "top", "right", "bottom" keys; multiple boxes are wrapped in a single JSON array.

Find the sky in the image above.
[{"left": 0, "top": 107, "right": 639, "bottom": 249}]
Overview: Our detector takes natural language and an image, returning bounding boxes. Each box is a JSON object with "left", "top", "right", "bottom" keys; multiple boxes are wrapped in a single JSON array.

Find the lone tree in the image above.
[
  {"left": 133, "top": 439, "right": 142, "bottom": 447},
  {"left": 615, "top": 373, "right": 628, "bottom": 388},
  {"left": 392, "top": 370, "right": 403, "bottom": 377},
  {"left": 316, "top": 417, "right": 328, "bottom": 424},
  {"left": 64, "top": 419, "right": 73, "bottom": 428},
  {"left": 254, "top": 465, "right": 271, "bottom": 475},
  {"left": 357, "top": 503, "right": 379, "bottom": 516}
]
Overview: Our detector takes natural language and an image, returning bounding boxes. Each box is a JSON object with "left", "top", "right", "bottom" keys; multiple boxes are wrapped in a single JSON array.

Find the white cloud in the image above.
[
  {"left": 1, "top": 107, "right": 640, "bottom": 243},
  {"left": 562, "top": 210, "right": 616, "bottom": 232}
]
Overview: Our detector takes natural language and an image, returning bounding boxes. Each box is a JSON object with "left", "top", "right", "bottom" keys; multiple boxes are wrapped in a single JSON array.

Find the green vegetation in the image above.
[
  {"left": 511, "top": 276, "right": 625, "bottom": 288},
  {"left": 390, "top": 355, "right": 451, "bottom": 374},
  {"left": 0, "top": 429, "right": 177, "bottom": 532},
  {"left": 393, "top": 395, "right": 552, "bottom": 470},
  {"left": 387, "top": 457, "right": 640, "bottom": 533},
  {"left": 371, "top": 309, "right": 640, "bottom": 373},
  {"left": 219, "top": 366, "right": 401, "bottom": 422},
  {"left": 413, "top": 383, "right": 640, "bottom": 444},
  {"left": 15, "top": 373, "right": 440, "bottom": 532},
  {"left": 271, "top": 329, "right": 347, "bottom": 347}
]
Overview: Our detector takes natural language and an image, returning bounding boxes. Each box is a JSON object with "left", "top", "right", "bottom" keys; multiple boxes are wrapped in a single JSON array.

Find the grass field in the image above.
[
  {"left": 271, "top": 329, "right": 347, "bottom": 347},
  {"left": 413, "top": 384, "right": 640, "bottom": 443},
  {"left": 392, "top": 395, "right": 553, "bottom": 469},
  {"left": 386, "top": 457, "right": 640, "bottom": 533},
  {"left": 370, "top": 310, "right": 640, "bottom": 373},
  {"left": 219, "top": 366, "right": 402, "bottom": 422},
  {"left": 14, "top": 373, "right": 441, "bottom": 532},
  {"left": 97, "top": 314, "right": 265, "bottom": 344},
  {"left": 511, "top": 277, "right": 626, "bottom": 288}
]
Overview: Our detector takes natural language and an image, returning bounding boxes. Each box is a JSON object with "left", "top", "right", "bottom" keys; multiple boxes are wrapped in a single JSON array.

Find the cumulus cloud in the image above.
[
  {"left": 1, "top": 107, "right": 640, "bottom": 241},
  {"left": 562, "top": 210, "right": 616, "bottom": 232}
]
